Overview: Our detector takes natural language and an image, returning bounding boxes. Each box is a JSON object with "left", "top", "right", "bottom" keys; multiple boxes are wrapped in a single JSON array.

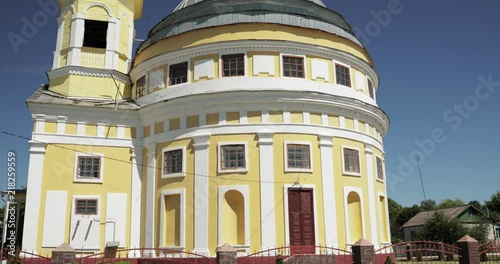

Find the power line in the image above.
[{"left": 0, "top": 130, "right": 301, "bottom": 185}]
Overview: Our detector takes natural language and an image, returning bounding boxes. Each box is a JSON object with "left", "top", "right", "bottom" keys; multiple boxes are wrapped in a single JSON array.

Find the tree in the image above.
[
  {"left": 416, "top": 212, "right": 489, "bottom": 244},
  {"left": 469, "top": 200, "right": 482, "bottom": 210},
  {"left": 420, "top": 199, "right": 437, "bottom": 211},
  {"left": 437, "top": 198, "right": 465, "bottom": 209},
  {"left": 388, "top": 198, "right": 403, "bottom": 242},
  {"left": 486, "top": 191, "right": 500, "bottom": 222}
]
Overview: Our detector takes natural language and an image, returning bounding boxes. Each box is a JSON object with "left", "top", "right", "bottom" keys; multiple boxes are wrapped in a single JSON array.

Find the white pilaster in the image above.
[
  {"left": 192, "top": 134, "right": 211, "bottom": 256},
  {"left": 261, "top": 110, "right": 269, "bottom": 124},
  {"left": 105, "top": 18, "right": 118, "bottom": 69},
  {"left": 239, "top": 111, "right": 248, "bottom": 124},
  {"left": 77, "top": 122, "right": 86, "bottom": 136},
  {"left": 56, "top": 116, "right": 67, "bottom": 134},
  {"left": 339, "top": 116, "right": 346, "bottom": 128},
  {"left": 97, "top": 123, "right": 106, "bottom": 137},
  {"left": 52, "top": 17, "right": 64, "bottom": 69},
  {"left": 303, "top": 112, "right": 310, "bottom": 124},
  {"left": 144, "top": 143, "right": 156, "bottom": 253},
  {"left": 22, "top": 141, "right": 47, "bottom": 253},
  {"left": 354, "top": 119, "right": 359, "bottom": 131},
  {"left": 319, "top": 135, "right": 339, "bottom": 248},
  {"left": 283, "top": 111, "right": 291, "bottom": 124},
  {"left": 321, "top": 114, "right": 328, "bottom": 126},
  {"left": 68, "top": 15, "right": 84, "bottom": 66},
  {"left": 257, "top": 132, "right": 276, "bottom": 250},
  {"left": 199, "top": 113, "right": 207, "bottom": 126},
  {"left": 219, "top": 112, "right": 227, "bottom": 125},
  {"left": 364, "top": 144, "right": 378, "bottom": 247},
  {"left": 129, "top": 147, "right": 143, "bottom": 255},
  {"left": 180, "top": 116, "right": 186, "bottom": 130},
  {"left": 34, "top": 114, "right": 46, "bottom": 133},
  {"left": 117, "top": 125, "right": 125, "bottom": 138}
]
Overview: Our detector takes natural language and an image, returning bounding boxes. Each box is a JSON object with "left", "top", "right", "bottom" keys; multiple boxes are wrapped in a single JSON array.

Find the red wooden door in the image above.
[{"left": 288, "top": 189, "right": 315, "bottom": 255}]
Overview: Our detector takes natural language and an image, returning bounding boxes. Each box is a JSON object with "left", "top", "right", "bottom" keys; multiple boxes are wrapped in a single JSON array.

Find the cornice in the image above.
[{"left": 48, "top": 66, "right": 131, "bottom": 85}]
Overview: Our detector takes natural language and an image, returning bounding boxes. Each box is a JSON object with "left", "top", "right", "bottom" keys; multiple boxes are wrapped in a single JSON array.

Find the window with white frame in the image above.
[
  {"left": 169, "top": 62, "right": 188, "bottom": 85},
  {"left": 282, "top": 56, "right": 304, "bottom": 78},
  {"left": 75, "top": 199, "right": 98, "bottom": 215},
  {"left": 343, "top": 148, "right": 360, "bottom": 174},
  {"left": 222, "top": 54, "right": 245, "bottom": 77},
  {"left": 163, "top": 148, "right": 184, "bottom": 177},
  {"left": 77, "top": 156, "right": 101, "bottom": 179},
  {"left": 335, "top": 64, "right": 351, "bottom": 87},
  {"left": 286, "top": 144, "right": 311, "bottom": 170},
  {"left": 376, "top": 157, "right": 384, "bottom": 180},
  {"left": 136, "top": 75, "right": 146, "bottom": 98},
  {"left": 220, "top": 144, "right": 246, "bottom": 170},
  {"left": 368, "top": 79, "right": 375, "bottom": 99}
]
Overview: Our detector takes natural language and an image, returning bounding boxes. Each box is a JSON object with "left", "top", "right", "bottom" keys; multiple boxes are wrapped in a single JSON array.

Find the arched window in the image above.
[
  {"left": 347, "top": 191, "right": 363, "bottom": 243},
  {"left": 222, "top": 190, "right": 245, "bottom": 245}
]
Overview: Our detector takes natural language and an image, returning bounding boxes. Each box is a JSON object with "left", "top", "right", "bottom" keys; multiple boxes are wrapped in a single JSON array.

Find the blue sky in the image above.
[{"left": 1, "top": 0, "right": 499, "bottom": 207}]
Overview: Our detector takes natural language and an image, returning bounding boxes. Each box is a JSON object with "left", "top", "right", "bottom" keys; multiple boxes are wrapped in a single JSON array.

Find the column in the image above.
[
  {"left": 67, "top": 14, "right": 84, "bottom": 66},
  {"left": 364, "top": 144, "right": 378, "bottom": 247},
  {"left": 193, "top": 134, "right": 211, "bottom": 255},
  {"left": 22, "top": 141, "right": 47, "bottom": 253},
  {"left": 319, "top": 135, "right": 339, "bottom": 248},
  {"left": 144, "top": 144, "right": 156, "bottom": 254},
  {"left": 129, "top": 147, "right": 143, "bottom": 255},
  {"left": 257, "top": 132, "right": 276, "bottom": 250}
]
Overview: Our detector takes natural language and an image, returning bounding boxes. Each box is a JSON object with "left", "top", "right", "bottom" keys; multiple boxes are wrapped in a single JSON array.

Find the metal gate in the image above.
[{"left": 375, "top": 241, "right": 461, "bottom": 263}]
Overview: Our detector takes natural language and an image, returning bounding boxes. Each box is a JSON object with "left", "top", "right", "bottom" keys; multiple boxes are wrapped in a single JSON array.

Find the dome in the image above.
[
  {"left": 173, "top": 0, "right": 326, "bottom": 12},
  {"left": 139, "top": 0, "right": 362, "bottom": 54}
]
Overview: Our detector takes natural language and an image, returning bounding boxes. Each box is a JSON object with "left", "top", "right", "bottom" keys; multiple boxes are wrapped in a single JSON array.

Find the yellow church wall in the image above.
[
  {"left": 207, "top": 134, "right": 261, "bottom": 254},
  {"left": 332, "top": 137, "right": 371, "bottom": 248},
  {"left": 66, "top": 123, "right": 77, "bottom": 135},
  {"left": 105, "top": 125, "right": 117, "bottom": 138},
  {"left": 310, "top": 113, "right": 322, "bottom": 125},
  {"left": 247, "top": 111, "right": 261, "bottom": 124},
  {"left": 186, "top": 115, "right": 199, "bottom": 128},
  {"left": 269, "top": 111, "right": 283, "bottom": 124},
  {"left": 44, "top": 122, "right": 57, "bottom": 134},
  {"left": 344, "top": 118, "right": 354, "bottom": 130},
  {"left": 358, "top": 121, "right": 366, "bottom": 133},
  {"left": 85, "top": 124, "right": 97, "bottom": 136},
  {"left": 272, "top": 134, "right": 326, "bottom": 248},
  {"left": 134, "top": 24, "right": 372, "bottom": 66},
  {"left": 247, "top": 51, "right": 280, "bottom": 77},
  {"left": 59, "top": 9, "right": 72, "bottom": 67},
  {"left": 306, "top": 56, "right": 333, "bottom": 84},
  {"left": 170, "top": 118, "right": 180, "bottom": 131},
  {"left": 143, "top": 126, "right": 151, "bottom": 138},
  {"left": 155, "top": 139, "right": 195, "bottom": 250},
  {"left": 328, "top": 115, "right": 340, "bottom": 127},
  {"left": 49, "top": 75, "right": 128, "bottom": 99},
  {"left": 36, "top": 144, "right": 132, "bottom": 255},
  {"left": 226, "top": 112, "right": 240, "bottom": 124},
  {"left": 206, "top": 113, "right": 219, "bottom": 126},
  {"left": 155, "top": 122, "right": 164, "bottom": 135},
  {"left": 191, "top": 54, "right": 219, "bottom": 83},
  {"left": 290, "top": 112, "right": 303, "bottom": 124},
  {"left": 126, "top": 127, "right": 135, "bottom": 139}
]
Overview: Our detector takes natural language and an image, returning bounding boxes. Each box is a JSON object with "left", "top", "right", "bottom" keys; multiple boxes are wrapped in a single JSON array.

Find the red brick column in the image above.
[
  {"left": 216, "top": 243, "right": 237, "bottom": 264},
  {"left": 352, "top": 239, "right": 375, "bottom": 264},
  {"left": 51, "top": 243, "right": 76, "bottom": 264},
  {"left": 457, "top": 235, "right": 480, "bottom": 264}
]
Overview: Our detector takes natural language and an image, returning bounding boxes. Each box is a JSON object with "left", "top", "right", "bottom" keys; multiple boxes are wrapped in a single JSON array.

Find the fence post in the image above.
[
  {"left": 457, "top": 235, "right": 480, "bottom": 264},
  {"left": 51, "top": 243, "right": 76, "bottom": 264},
  {"left": 352, "top": 239, "right": 375, "bottom": 264},
  {"left": 216, "top": 243, "right": 237, "bottom": 264}
]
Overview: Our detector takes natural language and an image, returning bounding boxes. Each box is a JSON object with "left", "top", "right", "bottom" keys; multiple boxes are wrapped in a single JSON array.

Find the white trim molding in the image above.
[
  {"left": 283, "top": 141, "right": 313, "bottom": 173},
  {"left": 217, "top": 142, "right": 249, "bottom": 174},
  {"left": 129, "top": 147, "right": 143, "bottom": 253},
  {"left": 73, "top": 152, "right": 105, "bottom": 184},
  {"left": 283, "top": 184, "right": 319, "bottom": 253},
  {"left": 159, "top": 189, "right": 186, "bottom": 249},
  {"left": 257, "top": 132, "right": 276, "bottom": 251},
  {"left": 343, "top": 186, "right": 366, "bottom": 245},
  {"left": 341, "top": 145, "right": 362, "bottom": 177},
  {"left": 217, "top": 185, "right": 250, "bottom": 254},
  {"left": 144, "top": 144, "right": 156, "bottom": 253},
  {"left": 319, "top": 135, "right": 339, "bottom": 249},
  {"left": 161, "top": 146, "right": 186, "bottom": 179},
  {"left": 364, "top": 144, "right": 378, "bottom": 248}
]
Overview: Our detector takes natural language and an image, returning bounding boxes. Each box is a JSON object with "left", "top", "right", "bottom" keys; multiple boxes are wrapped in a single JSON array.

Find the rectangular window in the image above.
[
  {"left": 336, "top": 64, "right": 351, "bottom": 87},
  {"left": 287, "top": 144, "right": 311, "bottom": 169},
  {"left": 169, "top": 62, "right": 188, "bottom": 85},
  {"left": 221, "top": 144, "right": 246, "bottom": 170},
  {"left": 136, "top": 75, "right": 146, "bottom": 98},
  {"left": 283, "top": 56, "right": 304, "bottom": 78},
  {"left": 83, "top": 20, "right": 108, "bottom": 49},
  {"left": 377, "top": 157, "right": 384, "bottom": 180},
  {"left": 343, "top": 148, "right": 360, "bottom": 174},
  {"left": 75, "top": 199, "right": 98, "bottom": 215},
  {"left": 164, "top": 149, "right": 183, "bottom": 175},
  {"left": 495, "top": 228, "right": 500, "bottom": 239},
  {"left": 368, "top": 79, "right": 374, "bottom": 99},
  {"left": 77, "top": 156, "right": 101, "bottom": 179},
  {"left": 222, "top": 54, "right": 245, "bottom": 77}
]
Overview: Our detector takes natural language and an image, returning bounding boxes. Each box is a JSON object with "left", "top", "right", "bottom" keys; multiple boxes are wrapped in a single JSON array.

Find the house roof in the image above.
[{"left": 402, "top": 205, "right": 472, "bottom": 228}]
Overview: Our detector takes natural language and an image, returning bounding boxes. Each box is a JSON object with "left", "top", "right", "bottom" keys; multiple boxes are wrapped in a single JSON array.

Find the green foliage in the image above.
[
  {"left": 276, "top": 255, "right": 283, "bottom": 264},
  {"left": 384, "top": 256, "right": 394, "bottom": 264},
  {"left": 486, "top": 191, "right": 500, "bottom": 222},
  {"left": 388, "top": 199, "right": 420, "bottom": 243},
  {"left": 415, "top": 212, "right": 489, "bottom": 244},
  {"left": 420, "top": 199, "right": 437, "bottom": 211},
  {"left": 437, "top": 199, "right": 465, "bottom": 209},
  {"left": 469, "top": 200, "right": 482, "bottom": 210}
]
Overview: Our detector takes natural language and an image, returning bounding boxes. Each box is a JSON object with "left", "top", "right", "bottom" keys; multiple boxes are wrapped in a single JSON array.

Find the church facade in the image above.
[{"left": 23, "top": 0, "right": 391, "bottom": 257}]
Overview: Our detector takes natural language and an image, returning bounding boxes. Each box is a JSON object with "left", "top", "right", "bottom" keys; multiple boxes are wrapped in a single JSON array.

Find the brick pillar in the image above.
[
  {"left": 51, "top": 243, "right": 76, "bottom": 264},
  {"left": 352, "top": 239, "right": 375, "bottom": 264},
  {"left": 457, "top": 235, "right": 480, "bottom": 264},
  {"left": 216, "top": 243, "right": 237, "bottom": 264}
]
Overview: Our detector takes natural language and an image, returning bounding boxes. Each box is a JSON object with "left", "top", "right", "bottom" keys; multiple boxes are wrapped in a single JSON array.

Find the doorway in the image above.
[{"left": 288, "top": 188, "right": 315, "bottom": 255}]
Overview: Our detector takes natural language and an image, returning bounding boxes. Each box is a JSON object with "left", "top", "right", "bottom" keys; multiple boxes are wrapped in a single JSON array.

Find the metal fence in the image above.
[
  {"left": 480, "top": 240, "right": 500, "bottom": 263},
  {"left": 375, "top": 241, "right": 461, "bottom": 263},
  {"left": 76, "top": 248, "right": 216, "bottom": 264},
  {"left": 237, "top": 245, "right": 352, "bottom": 264}
]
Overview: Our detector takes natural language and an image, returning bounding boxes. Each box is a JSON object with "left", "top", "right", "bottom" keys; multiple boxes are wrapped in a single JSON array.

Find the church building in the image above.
[{"left": 23, "top": 0, "right": 391, "bottom": 257}]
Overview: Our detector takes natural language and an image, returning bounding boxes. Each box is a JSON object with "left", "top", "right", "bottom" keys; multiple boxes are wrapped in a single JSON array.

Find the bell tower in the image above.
[{"left": 48, "top": 0, "right": 143, "bottom": 99}]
